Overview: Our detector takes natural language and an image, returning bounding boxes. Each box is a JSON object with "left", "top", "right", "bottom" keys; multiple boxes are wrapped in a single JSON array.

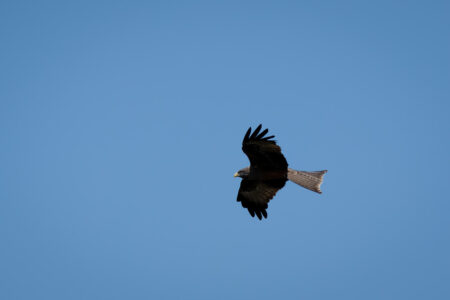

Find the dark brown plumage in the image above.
[{"left": 234, "top": 124, "right": 327, "bottom": 220}]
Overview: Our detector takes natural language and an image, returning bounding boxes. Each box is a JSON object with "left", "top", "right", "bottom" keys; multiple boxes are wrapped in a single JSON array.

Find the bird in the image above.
[{"left": 234, "top": 124, "right": 327, "bottom": 220}]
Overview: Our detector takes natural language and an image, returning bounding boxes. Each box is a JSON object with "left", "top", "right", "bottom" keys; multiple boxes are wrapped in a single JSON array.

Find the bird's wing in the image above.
[
  {"left": 237, "top": 178, "right": 286, "bottom": 220},
  {"left": 242, "top": 124, "right": 288, "bottom": 171}
]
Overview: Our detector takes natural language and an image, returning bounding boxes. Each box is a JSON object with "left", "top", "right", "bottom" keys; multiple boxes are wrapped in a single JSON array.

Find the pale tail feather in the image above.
[{"left": 287, "top": 168, "right": 327, "bottom": 194}]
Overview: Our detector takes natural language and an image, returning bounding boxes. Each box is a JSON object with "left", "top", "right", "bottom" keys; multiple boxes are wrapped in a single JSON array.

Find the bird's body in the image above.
[{"left": 234, "top": 124, "right": 327, "bottom": 220}]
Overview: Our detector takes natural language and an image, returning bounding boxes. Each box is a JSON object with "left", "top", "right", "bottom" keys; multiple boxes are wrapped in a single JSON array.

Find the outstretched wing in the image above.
[
  {"left": 237, "top": 178, "right": 286, "bottom": 220},
  {"left": 238, "top": 125, "right": 289, "bottom": 219},
  {"left": 242, "top": 124, "right": 288, "bottom": 171}
]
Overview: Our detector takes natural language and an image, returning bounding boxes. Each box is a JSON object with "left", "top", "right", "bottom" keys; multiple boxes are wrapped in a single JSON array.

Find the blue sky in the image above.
[{"left": 1, "top": 1, "right": 449, "bottom": 299}]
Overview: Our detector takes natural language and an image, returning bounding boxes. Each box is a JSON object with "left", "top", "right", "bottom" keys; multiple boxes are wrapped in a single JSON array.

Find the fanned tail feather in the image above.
[{"left": 287, "top": 169, "right": 327, "bottom": 194}]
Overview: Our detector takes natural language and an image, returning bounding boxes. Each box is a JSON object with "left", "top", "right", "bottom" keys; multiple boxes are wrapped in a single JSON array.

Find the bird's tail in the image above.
[{"left": 287, "top": 168, "right": 327, "bottom": 194}]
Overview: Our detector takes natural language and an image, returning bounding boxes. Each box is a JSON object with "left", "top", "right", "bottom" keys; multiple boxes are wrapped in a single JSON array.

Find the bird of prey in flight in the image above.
[{"left": 234, "top": 124, "right": 327, "bottom": 220}]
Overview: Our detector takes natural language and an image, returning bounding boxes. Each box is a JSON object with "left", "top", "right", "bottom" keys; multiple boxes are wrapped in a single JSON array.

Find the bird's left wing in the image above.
[{"left": 242, "top": 124, "right": 288, "bottom": 171}]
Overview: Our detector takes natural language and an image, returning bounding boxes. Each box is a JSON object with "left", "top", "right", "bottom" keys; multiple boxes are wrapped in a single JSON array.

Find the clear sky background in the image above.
[{"left": 1, "top": 1, "right": 449, "bottom": 299}]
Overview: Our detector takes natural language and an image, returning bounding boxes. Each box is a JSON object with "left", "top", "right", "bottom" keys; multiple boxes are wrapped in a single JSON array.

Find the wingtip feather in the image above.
[
  {"left": 243, "top": 127, "right": 252, "bottom": 142},
  {"left": 256, "top": 128, "right": 268, "bottom": 139},
  {"left": 250, "top": 124, "right": 262, "bottom": 139}
]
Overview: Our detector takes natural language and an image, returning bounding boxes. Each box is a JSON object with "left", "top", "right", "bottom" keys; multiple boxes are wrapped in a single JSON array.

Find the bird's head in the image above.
[{"left": 234, "top": 167, "right": 250, "bottom": 178}]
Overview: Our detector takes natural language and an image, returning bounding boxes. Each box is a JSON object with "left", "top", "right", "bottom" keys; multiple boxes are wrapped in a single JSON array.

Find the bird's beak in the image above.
[{"left": 233, "top": 172, "right": 239, "bottom": 177}]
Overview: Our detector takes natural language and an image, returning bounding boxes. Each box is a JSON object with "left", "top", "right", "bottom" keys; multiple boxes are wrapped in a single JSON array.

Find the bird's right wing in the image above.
[{"left": 237, "top": 178, "right": 286, "bottom": 220}]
